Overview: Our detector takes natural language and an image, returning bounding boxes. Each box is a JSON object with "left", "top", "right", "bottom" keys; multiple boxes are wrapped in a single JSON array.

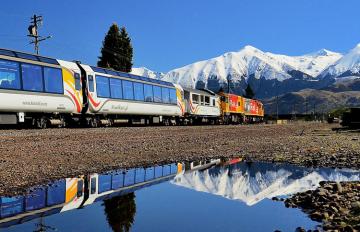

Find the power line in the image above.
[{"left": 27, "top": 14, "right": 51, "bottom": 55}]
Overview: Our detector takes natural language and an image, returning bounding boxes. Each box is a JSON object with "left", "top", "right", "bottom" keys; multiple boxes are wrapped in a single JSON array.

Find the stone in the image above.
[
  {"left": 335, "top": 182, "right": 343, "bottom": 193},
  {"left": 351, "top": 201, "right": 360, "bottom": 213},
  {"left": 310, "top": 211, "right": 323, "bottom": 221},
  {"left": 295, "top": 227, "right": 306, "bottom": 232},
  {"left": 330, "top": 206, "right": 339, "bottom": 213},
  {"left": 343, "top": 225, "right": 354, "bottom": 232}
]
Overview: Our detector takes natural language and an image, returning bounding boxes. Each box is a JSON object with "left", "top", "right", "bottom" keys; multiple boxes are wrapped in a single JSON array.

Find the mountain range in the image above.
[
  {"left": 132, "top": 44, "right": 360, "bottom": 114},
  {"left": 172, "top": 162, "right": 360, "bottom": 206}
]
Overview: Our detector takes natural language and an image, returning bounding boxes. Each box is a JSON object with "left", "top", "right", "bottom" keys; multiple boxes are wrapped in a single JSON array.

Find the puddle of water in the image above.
[{"left": 1, "top": 159, "right": 359, "bottom": 232}]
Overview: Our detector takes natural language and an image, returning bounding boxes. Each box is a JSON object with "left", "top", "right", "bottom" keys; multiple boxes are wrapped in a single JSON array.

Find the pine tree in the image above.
[
  {"left": 244, "top": 83, "right": 255, "bottom": 99},
  {"left": 98, "top": 23, "right": 133, "bottom": 72}
]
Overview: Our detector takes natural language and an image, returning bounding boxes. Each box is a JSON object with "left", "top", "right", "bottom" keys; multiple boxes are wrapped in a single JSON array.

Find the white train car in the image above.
[
  {"left": 83, "top": 163, "right": 182, "bottom": 206},
  {"left": 77, "top": 64, "right": 183, "bottom": 126},
  {"left": 0, "top": 48, "right": 83, "bottom": 128},
  {"left": 182, "top": 88, "right": 221, "bottom": 124}
]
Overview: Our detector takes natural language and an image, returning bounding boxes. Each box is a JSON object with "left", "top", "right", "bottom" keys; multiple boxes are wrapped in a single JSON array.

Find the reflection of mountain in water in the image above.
[
  {"left": 172, "top": 162, "right": 360, "bottom": 206},
  {"left": 103, "top": 193, "right": 136, "bottom": 232}
]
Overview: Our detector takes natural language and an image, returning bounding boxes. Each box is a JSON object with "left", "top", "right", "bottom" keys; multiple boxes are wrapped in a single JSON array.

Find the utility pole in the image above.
[
  {"left": 227, "top": 74, "right": 231, "bottom": 94},
  {"left": 276, "top": 95, "right": 279, "bottom": 120},
  {"left": 28, "top": 14, "right": 51, "bottom": 55}
]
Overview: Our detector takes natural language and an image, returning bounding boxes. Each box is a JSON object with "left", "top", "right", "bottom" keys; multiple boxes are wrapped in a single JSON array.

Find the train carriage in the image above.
[
  {"left": 77, "top": 64, "right": 183, "bottom": 126},
  {"left": 182, "top": 88, "right": 221, "bottom": 124},
  {"left": 243, "top": 98, "right": 264, "bottom": 122},
  {"left": 219, "top": 92, "right": 245, "bottom": 124},
  {"left": 0, "top": 48, "right": 82, "bottom": 128}
]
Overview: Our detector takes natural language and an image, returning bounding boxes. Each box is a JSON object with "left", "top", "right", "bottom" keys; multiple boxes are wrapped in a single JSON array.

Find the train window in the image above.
[
  {"left": 105, "top": 69, "right": 118, "bottom": 76},
  {"left": 38, "top": 57, "right": 59, "bottom": 65},
  {"left": 16, "top": 52, "right": 39, "bottom": 62},
  {"left": 21, "top": 63, "right": 43, "bottom": 92},
  {"left": 192, "top": 94, "right": 199, "bottom": 104},
  {"left": 205, "top": 96, "right": 210, "bottom": 105},
  {"left": 161, "top": 87, "right": 170, "bottom": 104},
  {"left": 213, "top": 99, "right": 215, "bottom": 106},
  {"left": 153, "top": 86, "right": 162, "bottom": 103},
  {"left": 0, "top": 59, "right": 21, "bottom": 90},
  {"left": 95, "top": 75, "right": 110, "bottom": 98},
  {"left": 88, "top": 75, "right": 94, "bottom": 92},
  {"left": 200, "top": 95, "right": 205, "bottom": 105},
  {"left": 91, "top": 66, "right": 107, "bottom": 74},
  {"left": 0, "top": 49, "right": 16, "bottom": 57},
  {"left": 110, "top": 78, "right": 122, "bottom": 99},
  {"left": 144, "top": 84, "right": 153, "bottom": 102},
  {"left": 134, "top": 82, "right": 144, "bottom": 101},
  {"left": 169, "top": 89, "right": 177, "bottom": 104},
  {"left": 44, "top": 67, "right": 63, "bottom": 94},
  {"left": 238, "top": 102, "right": 241, "bottom": 106},
  {"left": 122, "top": 80, "right": 134, "bottom": 100},
  {"left": 90, "top": 177, "right": 97, "bottom": 194},
  {"left": 74, "top": 73, "right": 81, "bottom": 90},
  {"left": 77, "top": 179, "right": 83, "bottom": 197}
]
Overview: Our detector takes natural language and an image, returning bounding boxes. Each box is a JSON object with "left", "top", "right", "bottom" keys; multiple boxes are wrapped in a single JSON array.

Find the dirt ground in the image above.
[{"left": 0, "top": 122, "right": 359, "bottom": 196}]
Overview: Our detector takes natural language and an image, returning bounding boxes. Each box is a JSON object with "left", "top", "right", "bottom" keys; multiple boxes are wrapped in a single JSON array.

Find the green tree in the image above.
[
  {"left": 244, "top": 83, "right": 255, "bottom": 99},
  {"left": 103, "top": 193, "right": 136, "bottom": 232},
  {"left": 98, "top": 23, "right": 133, "bottom": 72}
]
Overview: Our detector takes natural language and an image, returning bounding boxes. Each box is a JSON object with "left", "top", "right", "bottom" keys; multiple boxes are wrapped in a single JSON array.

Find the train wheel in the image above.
[
  {"left": 58, "top": 117, "right": 66, "bottom": 128},
  {"left": 188, "top": 118, "right": 193, "bottom": 125},
  {"left": 36, "top": 117, "right": 48, "bottom": 129},
  {"left": 89, "top": 118, "right": 98, "bottom": 128},
  {"left": 163, "top": 118, "right": 170, "bottom": 126}
]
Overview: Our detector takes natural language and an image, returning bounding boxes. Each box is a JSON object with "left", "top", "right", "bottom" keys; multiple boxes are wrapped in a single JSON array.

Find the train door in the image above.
[
  {"left": 60, "top": 177, "right": 85, "bottom": 212},
  {"left": 83, "top": 174, "right": 99, "bottom": 206},
  {"left": 183, "top": 90, "right": 191, "bottom": 114},
  {"left": 76, "top": 63, "right": 96, "bottom": 114},
  {"left": 57, "top": 60, "right": 84, "bottom": 114}
]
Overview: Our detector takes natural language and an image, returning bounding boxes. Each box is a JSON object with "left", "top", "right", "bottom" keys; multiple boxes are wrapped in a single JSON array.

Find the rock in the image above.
[
  {"left": 330, "top": 206, "right": 339, "bottom": 213},
  {"left": 344, "top": 225, "right": 354, "bottom": 232},
  {"left": 350, "top": 201, "right": 360, "bottom": 213},
  {"left": 318, "top": 190, "right": 328, "bottom": 196},
  {"left": 295, "top": 227, "right": 306, "bottom": 232},
  {"left": 310, "top": 211, "right": 323, "bottom": 221},
  {"left": 335, "top": 182, "right": 343, "bottom": 193}
]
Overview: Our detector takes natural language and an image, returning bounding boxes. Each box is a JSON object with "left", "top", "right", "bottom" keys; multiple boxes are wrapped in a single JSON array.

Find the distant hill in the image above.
[{"left": 263, "top": 89, "right": 360, "bottom": 115}]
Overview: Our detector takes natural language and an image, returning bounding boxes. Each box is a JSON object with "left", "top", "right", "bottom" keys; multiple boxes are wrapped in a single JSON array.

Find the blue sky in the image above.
[{"left": 0, "top": 0, "right": 359, "bottom": 72}]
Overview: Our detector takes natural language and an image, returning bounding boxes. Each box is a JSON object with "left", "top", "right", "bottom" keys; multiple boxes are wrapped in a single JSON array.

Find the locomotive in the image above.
[{"left": 0, "top": 48, "right": 264, "bottom": 128}]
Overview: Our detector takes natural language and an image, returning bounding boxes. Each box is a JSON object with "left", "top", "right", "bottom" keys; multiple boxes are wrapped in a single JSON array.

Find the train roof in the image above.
[
  {"left": 0, "top": 48, "right": 174, "bottom": 88},
  {"left": 0, "top": 48, "right": 59, "bottom": 65},
  {"left": 183, "top": 87, "right": 218, "bottom": 96},
  {"left": 90, "top": 66, "right": 174, "bottom": 87}
]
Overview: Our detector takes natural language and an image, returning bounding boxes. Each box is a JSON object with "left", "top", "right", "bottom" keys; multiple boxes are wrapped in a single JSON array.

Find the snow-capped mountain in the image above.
[
  {"left": 172, "top": 162, "right": 360, "bottom": 206},
  {"left": 131, "top": 67, "right": 165, "bottom": 80},
  {"left": 132, "top": 45, "right": 346, "bottom": 98},
  {"left": 163, "top": 46, "right": 342, "bottom": 90},
  {"left": 320, "top": 43, "right": 360, "bottom": 79},
  {"left": 267, "top": 49, "right": 342, "bottom": 77},
  {"left": 163, "top": 46, "right": 295, "bottom": 89}
]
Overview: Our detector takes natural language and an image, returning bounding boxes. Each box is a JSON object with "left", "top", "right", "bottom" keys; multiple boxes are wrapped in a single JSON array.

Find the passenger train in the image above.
[
  {"left": 0, "top": 163, "right": 183, "bottom": 228},
  {"left": 0, "top": 48, "right": 264, "bottom": 128}
]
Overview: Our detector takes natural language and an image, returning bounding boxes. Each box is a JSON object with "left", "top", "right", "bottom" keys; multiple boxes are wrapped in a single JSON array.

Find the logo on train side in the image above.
[
  {"left": 111, "top": 104, "right": 128, "bottom": 111},
  {"left": 22, "top": 101, "right": 48, "bottom": 107}
]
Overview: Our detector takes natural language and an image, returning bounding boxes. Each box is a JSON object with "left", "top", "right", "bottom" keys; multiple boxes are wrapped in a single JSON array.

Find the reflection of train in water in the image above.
[
  {"left": 0, "top": 48, "right": 264, "bottom": 128},
  {"left": 0, "top": 163, "right": 182, "bottom": 228}
]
